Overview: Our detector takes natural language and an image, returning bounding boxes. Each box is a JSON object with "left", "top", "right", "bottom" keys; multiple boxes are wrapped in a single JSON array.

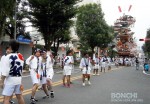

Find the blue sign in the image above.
[{"left": 17, "top": 35, "right": 32, "bottom": 43}]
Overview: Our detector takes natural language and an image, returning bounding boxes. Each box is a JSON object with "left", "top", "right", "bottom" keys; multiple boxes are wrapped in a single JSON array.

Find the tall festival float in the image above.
[{"left": 114, "top": 5, "right": 137, "bottom": 57}]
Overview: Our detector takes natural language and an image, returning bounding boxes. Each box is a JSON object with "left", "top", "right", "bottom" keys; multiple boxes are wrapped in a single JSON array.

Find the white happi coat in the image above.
[
  {"left": 80, "top": 58, "right": 91, "bottom": 74},
  {"left": 0, "top": 55, "right": 6, "bottom": 76},
  {"left": 2, "top": 53, "right": 24, "bottom": 85},
  {"left": 63, "top": 56, "right": 73, "bottom": 75},
  {"left": 26, "top": 55, "right": 42, "bottom": 84},
  {"left": 41, "top": 55, "right": 54, "bottom": 79},
  {"left": 93, "top": 57, "right": 100, "bottom": 69}
]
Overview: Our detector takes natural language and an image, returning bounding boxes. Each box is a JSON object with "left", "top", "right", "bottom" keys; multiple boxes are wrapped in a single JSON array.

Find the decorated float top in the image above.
[{"left": 114, "top": 5, "right": 137, "bottom": 56}]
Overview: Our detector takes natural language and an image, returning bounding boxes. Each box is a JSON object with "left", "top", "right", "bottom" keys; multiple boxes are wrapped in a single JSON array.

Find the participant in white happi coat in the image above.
[
  {"left": 125, "top": 57, "right": 129, "bottom": 66},
  {"left": 0, "top": 47, "right": 10, "bottom": 76},
  {"left": 26, "top": 48, "right": 42, "bottom": 104},
  {"left": 79, "top": 53, "right": 92, "bottom": 86},
  {"left": 62, "top": 50, "right": 74, "bottom": 88},
  {"left": 93, "top": 54, "right": 100, "bottom": 75},
  {"left": 0, "top": 47, "right": 16, "bottom": 104},
  {"left": 69, "top": 50, "right": 74, "bottom": 84},
  {"left": 107, "top": 57, "right": 112, "bottom": 70},
  {"left": 101, "top": 56, "right": 108, "bottom": 72},
  {"left": 128, "top": 58, "right": 132, "bottom": 66},
  {"left": 1, "top": 40, "right": 25, "bottom": 104},
  {"left": 40, "top": 49, "right": 54, "bottom": 98},
  {"left": 0, "top": 53, "right": 6, "bottom": 77},
  {"left": 70, "top": 55, "right": 74, "bottom": 73},
  {"left": 115, "top": 57, "right": 119, "bottom": 68},
  {"left": 61, "top": 54, "right": 65, "bottom": 69},
  {"left": 119, "top": 57, "right": 123, "bottom": 65}
]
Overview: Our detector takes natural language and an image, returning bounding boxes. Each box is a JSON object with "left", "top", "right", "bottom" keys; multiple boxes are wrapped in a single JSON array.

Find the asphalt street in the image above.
[{"left": 0, "top": 65, "right": 150, "bottom": 104}]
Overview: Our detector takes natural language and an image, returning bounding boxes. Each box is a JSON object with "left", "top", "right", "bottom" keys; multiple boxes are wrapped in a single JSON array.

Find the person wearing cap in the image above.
[
  {"left": 26, "top": 48, "right": 42, "bottom": 104},
  {"left": 79, "top": 53, "right": 92, "bottom": 86},
  {"left": 135, "top": 57, "right": 139, "bottom": 70},
  {"left": 62, "top": 50, "right": 74, "bottom": 88},
  {"left": 1, "top": 40, "right": 25, "bottom": 104},
  {"left": 40, "top": 49, "right": 54, "bottom": 98}
]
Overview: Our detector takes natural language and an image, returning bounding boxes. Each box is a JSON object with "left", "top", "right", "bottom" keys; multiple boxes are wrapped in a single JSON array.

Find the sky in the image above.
[{"left": 93, "top": 0, "right": 150, "bottom": 47}]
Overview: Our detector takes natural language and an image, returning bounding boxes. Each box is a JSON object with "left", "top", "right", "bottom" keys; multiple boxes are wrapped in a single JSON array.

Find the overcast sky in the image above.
[{"left": 94, "top": 0, "right": 150, "bottom": 46}]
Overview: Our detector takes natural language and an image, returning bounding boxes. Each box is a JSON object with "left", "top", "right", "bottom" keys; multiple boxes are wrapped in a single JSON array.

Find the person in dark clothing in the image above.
[{"left": 135, "top": 57, "right": 139, "bottom": 70}]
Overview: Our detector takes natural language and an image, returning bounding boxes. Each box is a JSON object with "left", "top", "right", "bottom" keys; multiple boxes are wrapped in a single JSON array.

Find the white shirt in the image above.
[
  {"left": 41, "top": 55, "right": 53, "bottom": 69},
  {"left": 0, "top": 55, "right": 6, "bottom": 75},
  {"left": 2, "top": 53, "right": 24, "bottom": 85},
  {"left": 101, "top": 57, "right": 107, "bottom": 62},
  {"left": 80, "top": 58, "right": 91, "bottom": 68},
  {"left": 64, "top": 56, "right": 72, "bottom": 67},
  {"left": 107, "top": 57, "right": 111, "bottom": 63},
  {"left": 26, "top": 55, "right": 42, "bottom": 70},
  {"left": 94, "top": 57, "right": 99, "bottom": 64}
]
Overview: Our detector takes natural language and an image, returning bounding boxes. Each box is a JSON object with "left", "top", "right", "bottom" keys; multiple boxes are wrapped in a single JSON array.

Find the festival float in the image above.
[{"left": 114, "top": 5, "right": 137, "bottom": 57}]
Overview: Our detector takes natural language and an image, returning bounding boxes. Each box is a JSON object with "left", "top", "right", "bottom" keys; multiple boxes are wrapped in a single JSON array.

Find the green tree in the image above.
[
  {"left": 28, "top": 0, "right": 80, "bottom": 52},
  {"left": 76, "top": 3, "right": 113, "bottom": 53},
  {"left": 0, "top": 0, "right": 29, "bottom": 39},
  {"left": 143, "top": 28, "right": 150, "bottom": 58},
  {"left": 0, "top": 0, "right": 15, "bottom": 38},
  {"left": 52, "top": 28, "right": 71, "bottom": 56},
  {"left": 5, "top": 0, "right": 28, "bottom": 39}
]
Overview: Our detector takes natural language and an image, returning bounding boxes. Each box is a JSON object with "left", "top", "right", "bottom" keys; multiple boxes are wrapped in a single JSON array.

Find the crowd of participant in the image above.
[
  {"left": 0, "top": 40, "right": 55, "bottom": 104},
  {"left": 114, "top": 56, "right": 146, "bottom": 67},
  {"left": 0, "top": 40, "right": 149, "bottom": 104}
]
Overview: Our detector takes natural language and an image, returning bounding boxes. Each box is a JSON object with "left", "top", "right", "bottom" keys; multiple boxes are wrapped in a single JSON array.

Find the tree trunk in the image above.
[
  {"left": 44, "top": 38, "right": 51, "bottom": 51},
  {"left": 0, "top": 16, "right": 6, "bottom": 40},
  {"left": 56, "top": 38, "right": 60, "bottom": 56},
  {"left": 52, "top": 38, "right": 60, "bottom": 57},
  {"left": 91, "top": 46, "right": 95, "bottom": 54}
]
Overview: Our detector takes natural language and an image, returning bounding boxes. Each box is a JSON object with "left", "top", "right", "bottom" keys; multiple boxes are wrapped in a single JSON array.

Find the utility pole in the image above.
[{"left": 14, "top": 0, "right": 17, "bottom": 40}]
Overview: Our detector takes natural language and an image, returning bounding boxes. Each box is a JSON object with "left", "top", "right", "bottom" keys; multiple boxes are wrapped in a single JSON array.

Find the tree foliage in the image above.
[
  {"left": 28, "top": 0, "right": 80, "bottom": 53},
  {"left": 143, "top": 28, "right": 150, "bottom": 57},
  {"left": 0, "top": 0, "right": 29, "bottom": 39},
  {"left": 76, "top": 3, "right": 113, "bottom": 53},
  {"left": 0, "top": 0, "right": 15, "bottom": 38}
]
